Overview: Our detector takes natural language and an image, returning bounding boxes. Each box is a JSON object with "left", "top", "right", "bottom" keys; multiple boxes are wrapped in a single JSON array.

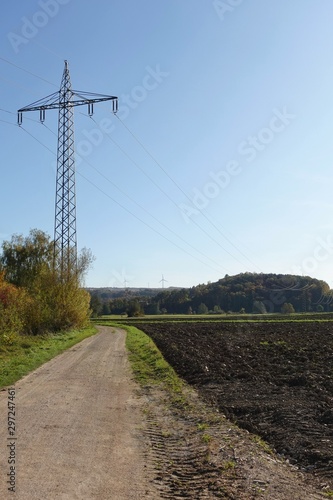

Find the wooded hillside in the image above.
[{"left": 90, "top": 273, "right": 332, "bottom": 316}]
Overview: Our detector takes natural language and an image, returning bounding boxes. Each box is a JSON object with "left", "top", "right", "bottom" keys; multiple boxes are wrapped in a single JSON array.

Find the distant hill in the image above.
[{"left": 88, "top": 273, "right": 333, "bottom": 316}]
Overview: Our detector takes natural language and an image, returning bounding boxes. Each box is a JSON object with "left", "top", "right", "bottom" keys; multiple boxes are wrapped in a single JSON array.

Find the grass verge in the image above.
[
  {"left": 0, "top": 325, "right": 97, "bottom": 389},
  {"left": 100, "top": 322, "right": 183, "bottom": 394}
]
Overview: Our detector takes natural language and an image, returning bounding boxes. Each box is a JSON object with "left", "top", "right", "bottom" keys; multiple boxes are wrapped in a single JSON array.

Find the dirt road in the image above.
[
  {"left": 0, "top": 326, "right": 158, "bottom": 500},
  {"left": 0, "top": 325, "right": 327, "bottom": 499}
]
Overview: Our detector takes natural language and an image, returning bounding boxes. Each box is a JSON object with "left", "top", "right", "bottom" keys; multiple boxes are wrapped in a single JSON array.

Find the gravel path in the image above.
[{"left": 0, "top": 326, "right": 158, "bottom": 500}]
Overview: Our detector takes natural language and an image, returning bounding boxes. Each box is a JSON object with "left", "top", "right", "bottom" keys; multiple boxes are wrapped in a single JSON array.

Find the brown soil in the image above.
[
  {"left": 0, "top": 325, "right": 329, "bottom": 499},
  {"left": 138, "top": 321, "right": 333, "bottom": 494}
]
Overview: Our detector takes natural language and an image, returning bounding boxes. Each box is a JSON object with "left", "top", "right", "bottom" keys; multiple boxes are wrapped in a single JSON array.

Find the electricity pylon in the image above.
[{"left": 18, "top": 60, "right": 118, "bottom": 279}]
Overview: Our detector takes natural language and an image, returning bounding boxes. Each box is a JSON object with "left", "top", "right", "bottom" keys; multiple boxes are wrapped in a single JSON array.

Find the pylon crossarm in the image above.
[
  {"left": 18, "top": 91, "right": 117, "bottom": 113},
  {"left": 18, "top": 91, "right": 61, "bottom": 113},
  {"left": 72, "top": 90, "right": 118, "bottom": 101},
  {"left": 18, "top": 91, "right": 118, "bottom": 125}
]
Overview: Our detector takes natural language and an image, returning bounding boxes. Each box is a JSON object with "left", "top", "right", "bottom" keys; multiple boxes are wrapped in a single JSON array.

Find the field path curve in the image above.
[{"left": 0, "top": 326, "right": 158, "bottom": 500}]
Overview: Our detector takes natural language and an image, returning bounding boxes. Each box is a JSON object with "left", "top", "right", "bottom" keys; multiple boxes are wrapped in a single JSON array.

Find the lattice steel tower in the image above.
[{"left": 18, "top": 61, "right": 118, "bottom": 279}]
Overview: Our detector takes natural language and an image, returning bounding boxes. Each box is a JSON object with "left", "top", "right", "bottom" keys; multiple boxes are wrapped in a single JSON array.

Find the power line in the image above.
[
  {"left": 0, "top": 55, "right": 58, "bottom": 88},
  {"left": 20, "top": 126, "right": 55, "bottom": 153},
  {"left": 6, "top": 126, "right": 250, "bottom": 275},
  {"left": 18, "top": 125, "right": 228, "bottom": 274},
  {"left": 76, "top": 171, "right": 227, "bottom": 273},
  {"left": 28, "top": 39, "right": 65, "bottom": 62},
  {"left": 0, "top": 55, "right": 258, "bottom": 271},
  {"left": 0, "top": 118, "right": 17, "bottom": 127},
  {"left": 0, "top": 74, "right": 42, "bottom": 96},
  {"left": 115, "top": 114, "right": 262, "bottom": 272},
  {"left": 4, "top": 55, "right": 253, "bottom": 274},
  {"left": 0, "top": 107, "right": 44, "bottom": 124},
  {"left": 81, "top": 157, "right": 225, "bottom": 272},
  {"left": 92, "top": 115, "right": 252, "bottom": 268},
  {"left": 41, "top": 119, "right": 225, "bottom": 272}
]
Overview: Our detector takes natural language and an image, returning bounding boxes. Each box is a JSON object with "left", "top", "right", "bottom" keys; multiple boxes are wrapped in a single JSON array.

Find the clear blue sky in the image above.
[{"left": 1, "top": 0, "right": 333, "bottom": 289}]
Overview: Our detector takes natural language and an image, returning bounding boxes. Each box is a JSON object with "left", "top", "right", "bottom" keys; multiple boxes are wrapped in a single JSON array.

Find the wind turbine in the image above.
[{"left": 159, "top": 274, "right": 168, "bottom": 289}]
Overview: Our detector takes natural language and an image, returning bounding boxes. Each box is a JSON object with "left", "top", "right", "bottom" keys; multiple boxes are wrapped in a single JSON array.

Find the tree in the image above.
[
  {"left": 90, "top": 294, "right": 103, "bottom": 317},
  {"left": 197, "top": 303, "right": 209, "bottom": 314},
  {"left": 127, "top": 300, "right": 143, "bottom": 317},
  {"left": 0, "top": 272, "right": 31, "bottom": 342},
  {"left": 102, "top": 302, "right": 111, "bottom": 315},
  {"left": 0, "top": 229, "right": 93, "bottom": 334},
  {"left": 253, "top": 300, "right": 267, "bottom": 314},
  {"left": 1, "top": 229, "right": 94, "bottom": 289},
  {"left": 0, "top": 229, "right": 53, "bottom": 289},
  {"left": 149, "top": 301, "right": 161, "bottom": 315},
  {"left": 76, "top": 247, "right": 95, "bottom": 285},
  {"left": 281, "top": 302, "right": 295, "bottom": 314}
]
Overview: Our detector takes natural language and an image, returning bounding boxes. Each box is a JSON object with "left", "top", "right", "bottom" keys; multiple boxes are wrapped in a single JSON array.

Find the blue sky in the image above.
[{"left": 1, "top": 1, "right": 333, "bottom": 289}]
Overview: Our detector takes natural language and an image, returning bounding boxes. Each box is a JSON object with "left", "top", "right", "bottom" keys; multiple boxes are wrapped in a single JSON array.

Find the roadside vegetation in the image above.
[
  {"left": 0, "top": 228, "right": 96, "bottom": 388},
  {"left": 0, "top": 325, "right": 97, "bottom": 388},
  {"left": 106, "top": 322, "right": 183, "bottom": 393},
  {"left": 0, "top": 229, "right": 93, "bottom": 338}
]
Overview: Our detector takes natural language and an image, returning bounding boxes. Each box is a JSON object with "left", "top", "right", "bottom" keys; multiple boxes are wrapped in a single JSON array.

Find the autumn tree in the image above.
[
  {"left": 0, "top": 229, "right": 53, "bottom": 289},
  {"left": 0, "top": 272, "right": 31, "bottom": 342},
  {"left": 0, "top": 229, "right": 93, "bottom": 334}
]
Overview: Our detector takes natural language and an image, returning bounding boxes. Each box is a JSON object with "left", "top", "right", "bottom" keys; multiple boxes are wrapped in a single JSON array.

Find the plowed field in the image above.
[{"left": 137, "top": 321, "right": 333, "bottom": 486}]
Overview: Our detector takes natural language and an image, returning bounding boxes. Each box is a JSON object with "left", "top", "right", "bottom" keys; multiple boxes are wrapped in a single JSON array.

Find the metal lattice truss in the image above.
[{"left": 18, "top": 61, "right": 118, "bottom": 279}]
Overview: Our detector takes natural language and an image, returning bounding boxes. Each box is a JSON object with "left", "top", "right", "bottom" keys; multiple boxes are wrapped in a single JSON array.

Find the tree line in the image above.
[{"left": 90, "top": 272, "right": 332, "bottom": 316}]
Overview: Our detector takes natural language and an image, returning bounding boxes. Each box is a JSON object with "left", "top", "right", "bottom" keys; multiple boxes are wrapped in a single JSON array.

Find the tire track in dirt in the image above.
[
  {"left": 142, "top": 391, "right": 229, "bottom": 499},
  {"left": 139, "top": 384, "right": 325, "bottom": 499}
]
